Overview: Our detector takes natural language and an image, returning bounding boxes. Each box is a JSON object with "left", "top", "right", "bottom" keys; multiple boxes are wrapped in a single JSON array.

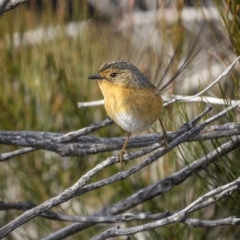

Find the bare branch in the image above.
[
  {"left": 83, "top": 136, "right": 240, "bottom": 216},
  {"left": 43, "top": 211, "right": 171, "bottom": 223},
  {"left": 93, "top": 216, "right": 240, "bottom": 240},
  {"left": 1, "top": 0, "right": 29, "bottom": 12},
  {"left": 55, "top": 118, "right": 113, "bottom": 143},
  {"left": 0, "top": 103, "right": 239, "bottom": 238},
  {"left": 0, "top": 0, "right": 9, "bottom": 14},
  {"left": 0, "top": 147, "right": 36, "bottom": 161},
  {"left": 0, "top": 201, "right": 35, "bottom": 210},
  {"left": 0, "top": 106, "right": 212, "bottom": 162},
  {"left": 0, "top": 200, "right": 169, "bottom": 223},
  {"left": 163, "top": 95, "right": 240, "bottom": 106},
  {"left": 77, "top": 95, "right": 240, "bottom": 108},
  {"left": 164, "top": 56, "right": 240, "bottom": 106},
  {"left": 183, "top": 216, "right": 240, "bottom": 227},
  {"left": 41, "top": 135, "right": 240, "bottom": 239},
  {"left": 0, "top": 120, "right": 239, "bottom": 159},
  {"left": 78, "top": 100, "right": 104, "bottom": 108},
  {"left": 0, "top": 107, "right": 212, "bottom": 238},
  {"left": 91, "top": 178, "right": 240, "bottom": 240}
]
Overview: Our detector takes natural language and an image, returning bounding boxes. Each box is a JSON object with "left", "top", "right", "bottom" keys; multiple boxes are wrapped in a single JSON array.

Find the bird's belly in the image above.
[
  {"left": 101, "top": 83, "right": 163, "bottom": 133},
  {"left": 108, "top": 99, "right": 163, "bottom": 133},
  {"left": 113, "top": 111, "right": 152, "bottom": 133}
]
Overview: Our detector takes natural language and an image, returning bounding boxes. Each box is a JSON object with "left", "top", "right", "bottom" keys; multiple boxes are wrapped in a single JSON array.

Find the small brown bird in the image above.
[{"left": 88, "top": 60, "right": 167, "bottom": 163}]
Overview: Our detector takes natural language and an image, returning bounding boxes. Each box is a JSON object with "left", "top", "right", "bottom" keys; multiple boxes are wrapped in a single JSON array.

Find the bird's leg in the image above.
[
  {"left": 119, "top": 132, "right": 131, "bottom": 165},
  {"left": 159, "top": 118, "right": 170, "bottom": 148}
]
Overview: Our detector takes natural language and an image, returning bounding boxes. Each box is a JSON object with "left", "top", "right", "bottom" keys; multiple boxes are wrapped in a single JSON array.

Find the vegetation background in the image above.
[{"left": 0, "top": 0, "right": 240, "bottom": 239}]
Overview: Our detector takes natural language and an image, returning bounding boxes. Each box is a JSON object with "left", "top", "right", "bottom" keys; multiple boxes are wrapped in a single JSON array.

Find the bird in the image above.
[{"left": 88, "top": 60, "right": 169, "bottom": 164}]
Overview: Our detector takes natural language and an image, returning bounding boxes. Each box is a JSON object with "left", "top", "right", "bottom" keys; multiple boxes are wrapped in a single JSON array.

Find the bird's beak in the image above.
[{"left": 88, "top": 74, "right": 104, "bottom": 80}]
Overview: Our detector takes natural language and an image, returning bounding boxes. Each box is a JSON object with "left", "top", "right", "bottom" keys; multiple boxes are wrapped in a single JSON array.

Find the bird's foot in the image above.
[
  {"left": 158, "top": 132, "right": 171, "bottom": 149},
  {"left": 118, "top": 149, "right": 128, "bottom": 165}
]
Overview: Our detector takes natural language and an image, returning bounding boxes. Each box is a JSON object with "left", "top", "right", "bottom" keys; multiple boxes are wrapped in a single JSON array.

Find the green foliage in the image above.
[{"left": 216, "top": 0, "right": 240, "bottom": 55}]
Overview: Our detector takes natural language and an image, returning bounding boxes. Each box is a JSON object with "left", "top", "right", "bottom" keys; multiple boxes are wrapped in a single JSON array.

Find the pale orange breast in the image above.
[{"left": 98, "top": 80, "right": 163, "bottom": 133}]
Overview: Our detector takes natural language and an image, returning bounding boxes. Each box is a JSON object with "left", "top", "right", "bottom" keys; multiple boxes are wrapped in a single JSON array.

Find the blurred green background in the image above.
[{"left": 0, "top": 0, "right": 240, "bottom": 239}]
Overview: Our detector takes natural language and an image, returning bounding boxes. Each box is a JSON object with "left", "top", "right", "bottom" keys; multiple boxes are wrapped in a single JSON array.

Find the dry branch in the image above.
[
  {"left": 91, "top": 178, "right": 240, "bottom": 240},
  {"left": 1, "top": 104, "right": 240, "bottom": 238},
  {"left": 0, "top": 120, "right": 240, "bottom": 159},
  {"left": 0, "top": 106, "right": 214, "bottom": 238},
  {"left": 0, "top": 0, "right": 29, "bottom": 13},
  {"left": 40, "top": 135, "right": 240, "bottom": 240}
]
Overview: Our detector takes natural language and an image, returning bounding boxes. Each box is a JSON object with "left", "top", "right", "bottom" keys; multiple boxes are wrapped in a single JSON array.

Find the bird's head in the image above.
[{"left": 88, "top": 60, "right": 155, "bottom": 89}]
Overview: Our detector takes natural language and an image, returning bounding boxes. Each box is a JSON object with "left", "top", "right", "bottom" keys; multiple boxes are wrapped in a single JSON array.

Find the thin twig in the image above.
[
  {"left": 42, "top": 211, "right": 171, "bottom": 223},
  {"left": 77, "top": 100, "right": 104, "bottom": 108},
  {"left": 163, "top": 95, "right": 240, "bottom": 107},
  {"left": 77, "top": 95, "right": 240, "bottom": 108},
  {"left": 164, "top": 56, "right": 240, "bottom": 106},
  {"left": 0, "top": 147, "right": 36, "bottom": 161},
  {"left": 55, "top": 118, "right": 113, "bottom": 143}
]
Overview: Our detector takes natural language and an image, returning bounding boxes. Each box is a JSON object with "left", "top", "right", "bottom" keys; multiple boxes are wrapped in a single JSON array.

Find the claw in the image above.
[
  {"left": 159, "top": 132, "right": 171, "bottom": 148},
  {"left": 118, "top": 132, "right": 131, "bottom": 165}
]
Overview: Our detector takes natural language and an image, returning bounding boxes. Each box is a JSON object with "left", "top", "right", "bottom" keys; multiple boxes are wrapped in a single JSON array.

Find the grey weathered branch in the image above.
[
  {"left": 0, "top": 147, "right": 36, "bottom": 161},
  {"left": 0, "top": 121, "right": 239, "bottom": 160},
  {"left": 41, "top": 134, "right": 240, "bottom": 240},
  {"left": 7, "top": 196, "right": 238, "bottom": 231},
  {"left": 0, "top": 200, "right": 170, "bottom": 223},
  {"left": 0, "top": 0, "right": 29, "bottom": 13},
  {"left": 55, "top": 118, "right": 113, "bottom": 143},
  {"left": 0, "top": 0, "right": 8, "bottom": 14},
  {"left": 1, "top": 104, "right": 240, "bottom": 239},
  {"left": 0, "top": 106, "right": 214, "bottom": 238},
  {"left": 0, "top": 200, "right": 36, "bottom": 210},
  {"left": 93, "top": 216, "right": 240, "bottom": 240},
  {"left": 1, "top": 102, "right": 239, "bottom": 161},
  {"left": 91, "top": 178, "right": 240, "bottom": 240},
  {"left": 34, "top": 136, "right": 240, "bottom": 228}
]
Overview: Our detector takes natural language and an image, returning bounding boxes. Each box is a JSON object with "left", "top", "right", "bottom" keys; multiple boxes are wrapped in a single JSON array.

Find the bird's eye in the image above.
[{"left": 110, "top": 72, "right": 117, "bottom": 78}]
